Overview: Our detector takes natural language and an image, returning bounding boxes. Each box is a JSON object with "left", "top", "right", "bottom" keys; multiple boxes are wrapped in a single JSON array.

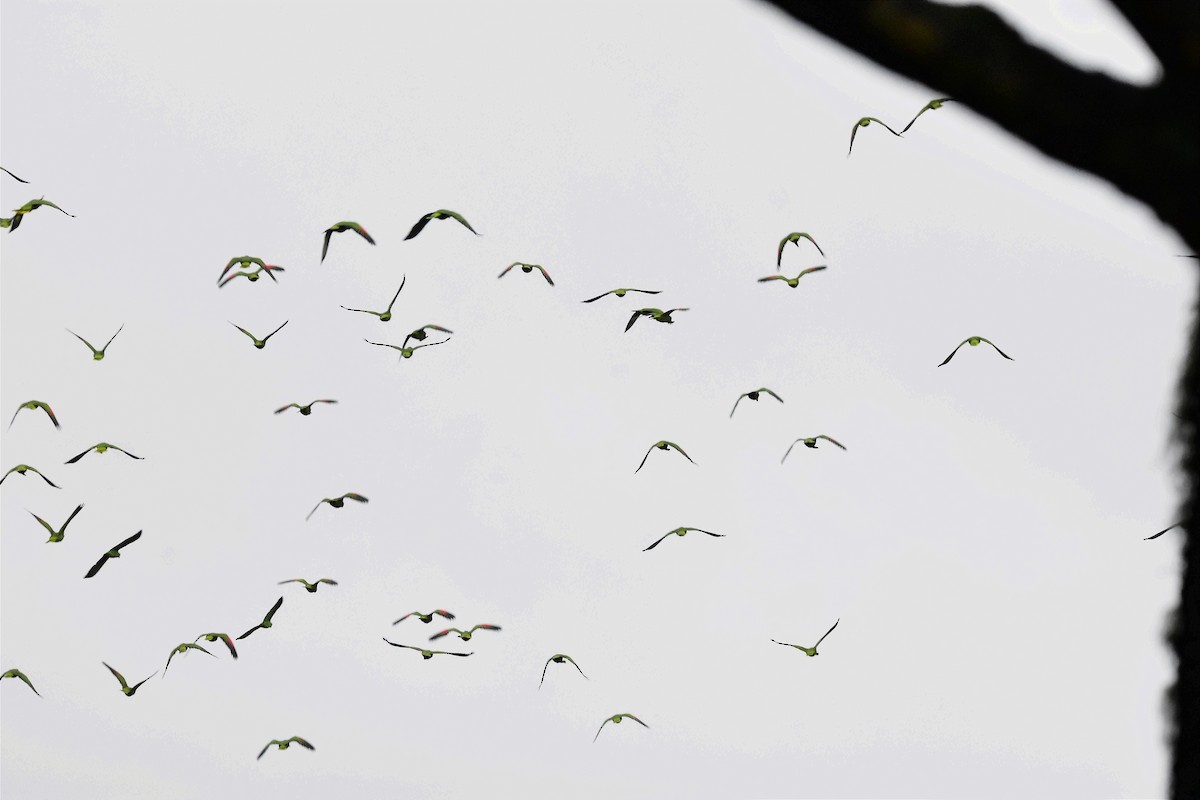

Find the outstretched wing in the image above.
[
  {"left": 624, "top": 310, "right": 643, "bottom": 332},
  {"left": 274, "top": 403, "right": 301, "bottom": 414},
  {"left": 257, "top": 742, "right": 274, "bottom": 760},
  {"left": 262, "top": 596, "right": 284, "bottom": 623},
  {"left": 1, "top": 167, "right": 29, "bottom": 183},
  {"left": 780, "top": 439, "right": 804, "bottom": 464},
  {"left": 263, "top": 320, "right": 289, "bottom": 341},
  {"left": 593, "top": 718, "right": 611, "bottom": 742},
  {"left": 288, "top": 737, "right": 315, "bottom": 750},
  {"left": 65, "top": 447, "right": 93, "bottom": 464},
  {"left": 305, "top": 501, "right": 325, "bottom": 521},
  {"left": 497, "top": 262, "right": 518, "bottom": 279},
  {"left": 113, "top": 530, "right": 143, "bottom": 552},
  {"left": 622, "top": 713, "right": 649, "bottom": 728},
  {"left": 83, "top": 551, "right": 112, "bottom": 579},
  {"left": 534, "top": 265, "right": 554, "bottom": 285},
  {"left": 816, "top": 435, "right": 846, "bottom": 450},
  {"left": 760, "top": 388, "right": 784, "bottom": 403},
  {"left": 429, "top": 628, "right": 455, "bottom": 641},
  {"left": 979, "top": 337, "right": 1014, "bottom": 361},
  {"left": 582, "top": 290, "right": 614, "bottom": 303},
  {"left": 757, "top": 275, "right": 786, "bottom": 283},
  {"left": 667, "top": 442, "right": 695, "bottom": 463},
  {"left": 643, "top": 532, "right": 673, "bottom": 552},
  {"left": 405, "top": 214, "right": 433, "bottom": 240},
  {"left": 28, "top": 511, "right": 56, "bottom": 536},
  {"left": 729, "top": 394, "right": 746, "bottom": 418},
  {"left": 1145, "top": 523, "right": 1181, "bottom": 541},
  {"left": 321, "top": 229, "right": 333, "bottom": 263},
  {"left": 111, "top": 445, "right": 143, "bottom": 460},
  {"left": 385, "top": 277, "right": 407, "bottom": 311},
  {"left": 938, "top": 340, "right": 969, "bottom": 367},
  {"left": 103, "top": 662, "right": 129, "bottom": 690},
  {"left": 634, "top": 445, "right": 655, "bottom": 473},
  {"left": 814, "top": 619, "right": 840, "bottom": 649},
  {"left": 343, "top": 493, "right": 369, "bottom": 503},
  {"left": 351, "top": 224, "right": 375, "bottom": 245}
]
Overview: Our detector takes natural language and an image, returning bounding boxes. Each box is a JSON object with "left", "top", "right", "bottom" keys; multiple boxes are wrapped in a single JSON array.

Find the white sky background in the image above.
[{"left": 0, "top": 0, "right": 1189, "bottom": 797}]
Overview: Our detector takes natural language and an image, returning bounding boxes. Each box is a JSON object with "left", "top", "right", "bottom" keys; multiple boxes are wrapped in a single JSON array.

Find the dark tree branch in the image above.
[{"left": 757, "top": 2, "right": 1198, "bottom": 797}]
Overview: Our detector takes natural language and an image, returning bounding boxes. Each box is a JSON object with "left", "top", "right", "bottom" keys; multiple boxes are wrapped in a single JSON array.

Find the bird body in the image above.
[
  {"left": 582, "top": 288, "right": 661, "bottom": 303},
  {"left": 594, "top": 713, "right": 649, "bottom": 742},
  {"left": 772, "top": 619, "right": 839, "bottom": 657},
  {"left": 382, "top": 638, "right": 472, "bottom": 659},
  {"left": 236, "top": 597, "right": 284, "bottom": 640},
  {"left": 306, "top": 493, "right": 368, "bottom": 521},
  {"left": 67, "top": 325, "right": 123, "bottom": 361},
  {"left": 274, "top": 399, "right": 337, "bottom": 416},
  {"left": 405, "top": 209, "right": 478, "bottom": 240},
  {"left": 279, "top": 578, "right": 338, "bottom": 593},
  {"left": 635, "top": 440, "right": 695, "bottom": 473},
  {"left": 643, "top": 527, "right": 724, "bottom": 551},
  {"left": 341, "top": 277, "right": 405, "bottom": 321},
  {"left": 938, "top": 336, "right": 1013, "bottom": 366},
  {"left": 231, "top": 321, "right": 288, "bottom": 350},
  {"left": 365, "top": 338, "right": 447, "bottom": 360},
  {"left": 1, "top": 464, "right": 60, "bottom": 488},
  {"left": 258, "top": 737, "right": 314, "bottom": 760},
  {"left": 29, "top": 503, "right": 84, "bottom": 542},
  {"left": 10, "top": 400, "right": 60, "bottom": 430},
  {"left": 781, "top": 435, "right": 846, "bottom": 463},
  {"left": 84, "top": 530, "right": 143, "bottom": 578},
  {"left": 66, "top": 442, "right": 143, "bottom": 464}
]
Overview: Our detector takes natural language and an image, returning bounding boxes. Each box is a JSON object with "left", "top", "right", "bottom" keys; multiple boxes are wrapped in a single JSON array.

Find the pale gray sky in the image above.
[{"left": 0, "top": 1, "right": 1188, "bottom": 798}]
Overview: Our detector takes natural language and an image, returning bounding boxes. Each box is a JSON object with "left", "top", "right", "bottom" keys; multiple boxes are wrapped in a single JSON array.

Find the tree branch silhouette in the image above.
[{"left": 758, "top": 1, "right": 1198, "bottom": 796}]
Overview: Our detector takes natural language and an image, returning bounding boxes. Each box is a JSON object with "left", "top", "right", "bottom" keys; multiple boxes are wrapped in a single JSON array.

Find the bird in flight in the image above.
[
  {"left": 401, "top": 325, "right": 453, "bottom": 349},
  {"left": 217, "top": 256, "right": 266, "bottom": 284},
  {"left": 341, "top": 276, "right": 406, "bottom": 321},
  {"left": 1, "top": 464, "right": 60, "bottom": 488},
  {"left": 1, "top": 167, "right": 29, "bottom": 183},
  {"left": 382, "top": 638, "right": 473, "bottom": 659},
  {"left": 393, "top": 609, "right": 456, "bottom": 625},
  {"left": 498, "top": 262, "right": 554, "bottom": 285},
  {"left": 67, "top": 325, "right": 123, "bottom": 361},
  {"left": 103, "top": 662, "right": 156, "bottom": 696},
  {"left": 274, "top": 399, "right": 337, "bottom": 416},
  {"left": 306, "top": 493, "right": 368, "bottom": 521},
  {"left": 29, "top": 504, "right": 84, "bottom": 543},
  {"left": 594, "top": 713, "right": 649, "bottom": 742},
  {"left": 938, "top": 336, "right": 1013, "bottom": 366},
  {"left": 900, "top": 97, "right": 953, "bottom": 133},
  {"left": 635, "top": 440, "right": 696, "bottom": 473},
  {"left": 404, "top": 209, "right": 478, "bottom": 240},
  {"left": 84, "top": 531, "right": 143, "bottom": 579},
  {"left": 539, "top": 654, "right": 587, "bottom": 688},
  {"left": 781, "top": 435, "right": 846, "bottom": 463},
  {"left": 66, "top": 442, "right": 143, "bottom": 465},
  {"left": 164, "top": 642, "right": 215, "bottom": 675},
  {"left": 194, "top": 633, "right": 238, "bottom": 658},
  {"left": 582, "top": 288, "right": 661, "bottom": 303},
  {"left": 278, "top": 578, "right": 338, "bottom": 593},
  {"left": 9, "top": 400, "right": 60, "bottom": 430},
  {"left": 777, "top": 232, "right": 825, "bottom": 265},
  {"left": 730, "top": 388, "right": 783, "bottom": 418},
  {"left": 772, "top": 619, "right": 840, "bottom": 657},
  {"left": 848, "top": 117, "right": 902, "bottom": 156},
  {"left": 625, "top": 307, "right": 689, "bottom": 332},
  {"left": 218, "top": 264, "right": 285, "bottom": 288},
  {"left": 322, "top": 221, "right": 375, "bottom": 263},
  {"left": 258, "top": 737, "right": 314, "bottom": 760},
  {"left": 2, "top": 197, "right": 74, "bottom": 232},
  {"left": 365, "top": 338, "right": 448, "bottom": 360},
  {"left": 429, "top": 624, "right": 501, "bottom": 641},
  {"left": 643, "top": 527, "right": 724, "bottom": 551},
  {"left": 1145, "top": 523, "right": 1181, "bottom": 541},
  {"left": 1, "top": 668, "right": 40, "bottom": 696},
  {"left": 231, "top": 321, "right": 289, "bottom": 350},
  {"left": 236, "top": 597, "right": 284, "bottom": 640},
  {"left": 758, "top": 265, "right": 827, "bottom": 288}
]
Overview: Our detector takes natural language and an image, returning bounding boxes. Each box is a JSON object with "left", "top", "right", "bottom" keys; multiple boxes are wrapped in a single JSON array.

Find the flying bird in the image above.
[
  {"left": 635, "top": 440, "right": 696, "bottom": 473},
  {"left": 594, "top": 713, "right": 649, "bottom": 742},
  {"left": 231, "top": 321, "right": 289, "bottom": 350},
  {"left": 498, "top": 262, "right": 554, "bottom": 285},
  {"left": 401, "top": 325, "right": 453, "bottom": 349},
  {"left": 582, "top": 288, "right": 661, "bottom": 303},
  {"left": 1145, "top": 523, "right": 1182, "bottom": 541},
  {"left": 1, "top": 668, "right": 40, "bottom": 696},
  {"left": 83, "top": 530, "right": 143, "bottom": 578},
  {"left": 643, "top": 527, "right": 724, "bottom": 551},
  {"left": 218, "top": 264, "right": 285, "bottom": 288},
  {"left": 278, "top": 578, "right": 338, "bottom": 593},
  {"left": 1, "top": 464, "right": 60, "bottom": 488},
  {"left": 1, "top": 167, "right": 29, "bottom": 183},
  {"left": 900, "top": 97, "right": 953, "bottom": 133},
  {"left": 730, "top": 388, "right": 783, "bottom": 418},
  {"left": 625, "top": 307, "right": 689, "bottom": 332},
  {"left": 341, "top": 276, "right": 406, "bottom": 321},
  {"left": 938, "top": 336, "right": 1013, "bottom": 366},
  {"left": 757, "top": 265, "right": 827, "bottom": 287},
  {"left": 274, "top": 399, "right": 337, "bottom": 416},
  {"left": 306, "top": 493, "right": 368, "bottom": 521},
  {"left": 393, "top": 610, "right": 456, "bottom": 625},
  {"left": 364, "top": 338, "right": 447, "bottom": 360},
  {"left": 781, "top": 435, "right": 846, "bottom": 463},
  {"left": 9, "top": 400, "right": 60, "bottom": 430},
  {"left": 217, "top": 256, "right": 266, "bottom": 284},
  {"left": 29, "top": 503, "right": 84, "bottom": 543},
  {"left": 777, "top": 232, "right": 825, "bottom": 265},
  {"left": 66, "top": 442, "right": 143, "bottom": 465},
  {"left": 103, "top": 662, "right": 156, "bottom": 696},
  {"left": 772, "top": 619, "right": 840, "bottom": 657},
  {"left": 236, "top": 597, "right": 284, "bottom": 640},
  {"left": 321, "top": 221, "right": 375, "bottom": 263},
  {"left": 67, "top": 325, "right": 123, "bottom": 361},
  {"left": 194, "top": 633, "right": 238, "bottom": 658},
  {"left": 257, "top": 737, "right": 314, "bottom": 760},
  {"left": 164, "top": 642, "right": 215, "bottom": 674},
  {"left": 404, "top": 209, "right": 478, "bottom": 240},
  {"left": 848, "top": 117, "right": 902, "bottom": 156},
  {"left": 3, "top": 197, "right": 74, "bottom": 232},
  {"left": 429, "top": 624, "right": 501, "bottom": 641},
  {"left": 381, "top": 638, "right": 472, "bottom": 659},
  {"left": 539, "top": 654, "right": 587, "bottom": 688}
]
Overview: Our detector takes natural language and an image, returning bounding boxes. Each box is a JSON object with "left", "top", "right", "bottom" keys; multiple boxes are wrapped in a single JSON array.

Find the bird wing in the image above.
[
  {"left": 28, "top": 467, "right": 59, "bottom": 488},
  {"left": 60, "top": 503, "right": 84, "bottom": 532},
  {"left": 761, "top": 388, "right": 784, "bottom": 403},
  {"left": 868, "top": 117, "right": 902, "bottom": 136},
  {"left": 28, "top": 511, "right": 56, "bottom": 536},
  {"left": 313, "top": 399, "right": 338, "bottom": 405},
  {"left": 16, "top": 671, "right": 40, "bottom": 696},
  {"left": 978, "top": 337, "right": 1014, "bottom": 360},
  {"left": 262, "top": 596, "right": 284, "bottom": 623},
  {"left": 65, "top": 446, "right": 93, "bottom": 464},
  {"left": 847, "top": 121, "right": 862, "bottom": 156},
  {"left": 622, "top": 714, "right": 649, "bottom": 728},
  {"left": 351, "top": 223, "right": 375, "bottom": 245},
  {"left": 305, "top": 501, "right": 325, "bottom": 521},
  {"left": 643, "top": 532, "right": 673, "bottom": 551},
  {"left": 164, "top": 648, "right": 179, "bottom": 673},
  {"left": 385, "top": 277, "right": 407, "bottom": 311},
  {"left": 1, "top": 167, "right": 29, "bottom": 182},
  {"left": 817, "top": 435, "right": 846, "bottom": 450},
  {"left": 799, "top": 265, "right": 828, "bottom": 277},
  {"left": 67, "top": 329, "right": 99, "bottom": 354},
  {"left": 624, "top": 310, "right": 643, "bottom": 332},
  {"left": 392, "top": 613, "right": 415, "bottom": 624},
  {"left": 497, "top": 262, "right": 518, "bottom": 279},
  {"left": 814, "top": 619, "right": 840, "bottom": 648},
  {"left": 274, "top": 403, "right": 301, "bottom": 414},
  {"left": 534, "top": 265, "right": 554, "bottom": 285},
  {"left": 264, "top": 320, "right": 289, "bottom": 341},
  {"left": 262, "top": 265, "right": 284, "bottom": 283},
  {"left": 563, "top": 655, "right": 587, "bottom": 677},
  {"left": 667, "top": 442, "right": 695, "bottom": 463},
  {"left": 594, "top": 719, "right": 611, "bottom": 742},
  {"left": 236, "top": 624, "right": 262, "bottom": 641},
  {"left": 1145, "top": 523, "right": 1180, "bottom": 540},
  {"left": 103, "top": 662, "right": 129, "bottom": 690},
  {"left": 799, "top": 232, "right": 825, "bottom": 256},
  {"left": 539, "top": 658, "right": 553, "bottom": 688},
  {"left": 343, "top": 493, "right": 369, "bottom": 503},
  {"left": 35, "top": 402, "right": 61, "bottom": 428},
  {"left": 231, "top": 323, "right": 257, "bottom": 341},
  {"left": 318, "top": 578, "right": 338, "bottom": 585},
  {"left": 114, "top": 530, "right": 143, "bottom": 551},
  {"left": 405, "top": 214, "right": 432, "bottom": 240},
  {"left": 472, "top": 624, "right": 500, "bottom": 632},
  {"left": 129, "top": 673, "right": 157, "bottom": 692},
  {"left": 321, "top": 229, "right": 333, "bottom": 263},
  {"left": 289, "top": 737, "right": 315, "bottom": 750},
  {"left": 278, "top": 579, "right": 304, "bottom": 585},
  {"left": 429, "top": 628, "right": 454, "bottom": 640},
  {"left": 83, "top": 552, "right": 112, "bottom": 579},
  {"left": 381, "top": 638, "right": 418, "bottom": 650},
  {"left": 757, "top": 275, "right": 786, "bottom": 283},
  {"left": 435, "top": 609, "right": 456, "bottom": 619},
  {"left": 729, "top": 395, "right": 746, "bottom": 418},
  {"left": 634, "top": 444, "right": 655, "bottom": 473},
  {"left": 440, "top": 650, "right": 473, "bottom": 657},
  {"left": 582, "top": 290, "right": 614, "bottom": 303},
  {"left": 938, "top": 340, "right": 969, "bottom": 367},
  {"left": 694, "top": 529, "right": 724, "bottom": 537},
  {"left": 111, "top": 445, "right": 143, "bottom": 459},
  {"left": 448, "top": 211, "right": 478, "bottom": 234},
  {"left": 781, "top": 439, "right": 804, "bottom": 464},
  {"left": 257, "top": 742, "right": 274, "bottom": 760},
  {"left": 776, "top": 236, "right": 790, "bottom": 267}
]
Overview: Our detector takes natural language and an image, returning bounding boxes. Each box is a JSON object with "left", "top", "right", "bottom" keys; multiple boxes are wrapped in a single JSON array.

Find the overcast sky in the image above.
[{"left": 0, "top": 1, "right": 1189, "bottom": 798}]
